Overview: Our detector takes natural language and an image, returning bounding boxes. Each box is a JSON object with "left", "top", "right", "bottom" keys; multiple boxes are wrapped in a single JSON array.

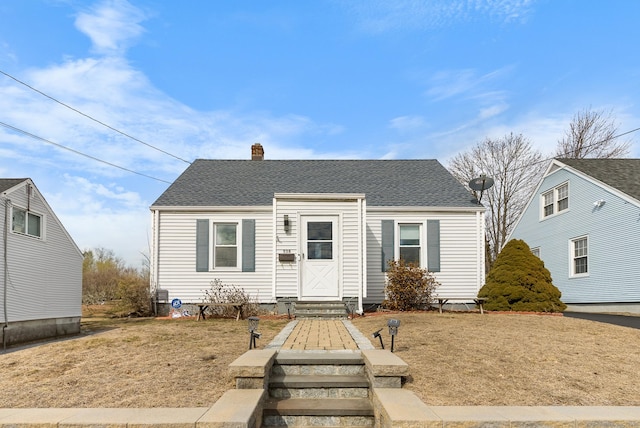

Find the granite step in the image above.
[
  {"left": 269, "top": 374, "right": 369, "bottom": 398},
  {"left": 262, "top": 398, "right": 374, "bottom": 427}
]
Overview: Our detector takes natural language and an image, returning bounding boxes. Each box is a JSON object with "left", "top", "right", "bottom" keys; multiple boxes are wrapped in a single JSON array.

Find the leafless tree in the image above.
[
  {"left": 556, "top": 108, "right": 630, "bottom": 158},
  {"left": 448, "top": 133, "right": 545, "bottom": 268}
]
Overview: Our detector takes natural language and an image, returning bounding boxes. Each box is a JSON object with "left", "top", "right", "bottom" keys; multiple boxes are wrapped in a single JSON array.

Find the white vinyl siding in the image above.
[
  {"left": 273, "top": 197, "right": 363, "bottom": 300},
  {"left": 1, "top": 184, "right": 82, "bottom": 323},
  {"left": 153, "top": 211, "right": 273, "bottom": 302},
  {"left": 366, "top": 211, "right": 484, "bottom": 304}
]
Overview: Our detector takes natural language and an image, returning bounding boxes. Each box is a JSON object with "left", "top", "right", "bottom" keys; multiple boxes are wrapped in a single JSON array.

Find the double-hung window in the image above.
[
  {"left": 12, "top": 207, "right": 42, "bottom": 238},
  {"left": 541, "top": 182, "right": 569, "bottom": 219},
  {"left": 214, "top": 223, "right": 238, "bottom": 268},
  {"left": 399, "top": 224, "right": 421, "bottom": 265},
  {"left": 571, "top": 236, "right": 588, "bottom": 276},
  {"left": 196, "top": 219, "right": 255, "bottom": 272}
]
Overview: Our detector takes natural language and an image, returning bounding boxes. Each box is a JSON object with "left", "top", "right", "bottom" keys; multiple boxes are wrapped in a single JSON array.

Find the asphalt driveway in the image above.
[{"left": 564, "top": 312, "right": 640, "bottom": 330}]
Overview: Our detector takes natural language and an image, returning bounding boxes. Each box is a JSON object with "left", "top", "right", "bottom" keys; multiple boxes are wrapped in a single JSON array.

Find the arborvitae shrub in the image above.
[
  {"left": 383, "top": 259, "right": 440, "bottom": 311},
  {"left": 478, "top": 239, "right": 566, "bottom": 312}
]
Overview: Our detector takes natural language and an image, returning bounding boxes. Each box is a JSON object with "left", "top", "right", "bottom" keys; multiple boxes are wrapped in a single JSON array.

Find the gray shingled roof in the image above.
[
  {"left": 0, "top": 178, "right": 27, "bottom": 193},
  {"left": 557, "top": 158, "right": 640, "bottom": 202},
  {"left": 152, "top": 159, "right": 479, "bottom": 208}
]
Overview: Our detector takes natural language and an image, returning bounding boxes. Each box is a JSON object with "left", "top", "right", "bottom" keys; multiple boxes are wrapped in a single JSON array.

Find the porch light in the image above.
[
  {"left": 283, "top": 215, "right": 290, "bottom": 232},
  {"left": 387, "top": 319, "right": 400, "bottom": 352},
  {"left": 248, "top": 316, "right": 261, "bottom": 349},
  {"left": 372, "top": 328, "right": 384, "bottom": 349}
]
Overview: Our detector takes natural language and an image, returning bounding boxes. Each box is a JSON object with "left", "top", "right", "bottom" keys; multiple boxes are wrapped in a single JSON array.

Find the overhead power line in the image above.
[
  {"left": 0, "top": 69, "right": 191, "bottom": 164},
  {"left": 0, "top": 121, "right": 172, "bottom": 184}
]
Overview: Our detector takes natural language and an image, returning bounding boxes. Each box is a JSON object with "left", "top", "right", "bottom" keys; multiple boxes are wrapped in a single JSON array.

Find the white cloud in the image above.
[
  {"left": 389, "top": 115, "right": 427, "bottom": 132},
  {"left": 75, "top": 0, "right": 147, "bottom": 56},
  {"left": 341, "top": 0, "right": 536, "bottom": 34}
]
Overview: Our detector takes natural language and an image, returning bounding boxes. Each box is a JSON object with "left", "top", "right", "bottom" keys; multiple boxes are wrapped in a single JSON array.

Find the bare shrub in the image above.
[
  {"left": 113, "top": 270, "right": 152, "bottom": 317},
  {"left": 203, "top": 279, "right": 261, "bottom": 318},
  {"left": 383, "top": 260, "right": 440, "bottom": 311}
]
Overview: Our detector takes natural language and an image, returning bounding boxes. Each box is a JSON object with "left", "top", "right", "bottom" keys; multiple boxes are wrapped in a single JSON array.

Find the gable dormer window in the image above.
[
  {"left": 12, "top": 207, "right": 42, "bottom": 238},
  {"left": 541, "top": 182, "right": 569, "bottom": 219}
]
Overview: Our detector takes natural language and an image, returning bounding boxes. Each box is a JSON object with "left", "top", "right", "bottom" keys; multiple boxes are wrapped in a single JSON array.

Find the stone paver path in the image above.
[{"left": 280, "top": 319, "right": 359, "bottom": 350}]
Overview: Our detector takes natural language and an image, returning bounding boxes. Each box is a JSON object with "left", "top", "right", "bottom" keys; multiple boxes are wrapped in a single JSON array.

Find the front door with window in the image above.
[{"left": 300, "top": 216, "right": 339, "bottom": 300}]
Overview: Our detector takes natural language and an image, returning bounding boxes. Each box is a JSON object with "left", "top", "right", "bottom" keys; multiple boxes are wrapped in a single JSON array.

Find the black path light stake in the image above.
[
  {"left": 372, "top": 328, "right": 384, "bottom": 349},
  {"left": 387, "top": 319, "right": 400, "bottom": 352},
  {"left": 248, "top": 316, "right": 261, "bottom": 350},
  {"left": 284, "top": 300, "right": 292, "bottom": 319}
]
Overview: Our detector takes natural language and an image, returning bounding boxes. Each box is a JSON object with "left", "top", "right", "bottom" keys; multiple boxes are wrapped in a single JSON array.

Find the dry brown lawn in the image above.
[
  {"left": 1, "top": 308, "right": 639, "bottom": 408},
  {"left": 352, "top": 312, "right": 640, "bottom": 406}
]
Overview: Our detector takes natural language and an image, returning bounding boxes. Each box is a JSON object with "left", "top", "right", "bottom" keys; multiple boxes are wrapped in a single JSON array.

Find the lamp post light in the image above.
[
  {"left": 248, "top": 316, "right": 261, "bottom": 350},
  {"left": 387, "top": 319, "right": 400, "bottom": 352},
  {"left": 284, "top": 300, "right": 292, "bottom": 319},
  {"left": 372, "top": 328, "right": 385, "bottom": 349}
]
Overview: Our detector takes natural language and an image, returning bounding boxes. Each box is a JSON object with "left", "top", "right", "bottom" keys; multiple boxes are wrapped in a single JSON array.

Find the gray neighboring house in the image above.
[
  {"left": 150, "top": 144, "right": 486, "bottom": 314},
  {"left": 1, "top": 178, "right": 83, "bottom": 347},
  {"left": 509, "top": 158, "right": 640, "bottom": 314}
]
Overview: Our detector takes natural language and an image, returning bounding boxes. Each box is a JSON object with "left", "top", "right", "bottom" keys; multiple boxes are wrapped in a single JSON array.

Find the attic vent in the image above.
[{"left": 251, "top": 143, "right": 264, "bottom": 160}]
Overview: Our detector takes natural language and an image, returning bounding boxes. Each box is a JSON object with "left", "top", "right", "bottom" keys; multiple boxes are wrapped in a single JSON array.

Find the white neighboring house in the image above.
[
  {"left": 509, "top": 158, "right": 640, "bottom": 314},
  {"left": 1, "top": 178, "right": 83, "bottom": 347},
  {"left": 150, "top": 144, "right": 486, "bottom": 314}
]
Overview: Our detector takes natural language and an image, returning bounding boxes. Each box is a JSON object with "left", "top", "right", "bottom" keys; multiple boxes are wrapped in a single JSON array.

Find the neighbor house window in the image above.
[
  {"left": 399, "top": 224, "right": 421, "bottom": 265},
  {"left": 12, "top": 207, "right": 42, "bottom": 238},
  {"left": 214, "top": 223, "right": 238, "bottom": 268},
  {"left": 571, "top": 236, "right": 588, "bottom": 276},
  {"left": 541, "top": 182, "right": 569, "bottom": 218}
]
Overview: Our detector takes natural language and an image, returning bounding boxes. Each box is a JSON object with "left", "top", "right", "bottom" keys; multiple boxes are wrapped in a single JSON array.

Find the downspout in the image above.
[
  {"left": 3, "top": 197, "right": 10, "bottom": 350},
  {"left": 151, "top": 209, "right": 161, "bottom": 316},
  {"left": 357, "top": 197, "right": 364, "bottom": 315}
]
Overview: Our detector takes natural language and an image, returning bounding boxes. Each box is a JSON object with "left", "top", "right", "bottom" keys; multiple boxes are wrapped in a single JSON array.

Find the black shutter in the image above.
[
  {"left": 242, "top": 219, "right": 256, "bottom": 272},
  {"left": 196, "top": 219, "right": 209, "bottom": 272},
  {"left": 381, "top": 220, "right": 394, "bottom": 272}
]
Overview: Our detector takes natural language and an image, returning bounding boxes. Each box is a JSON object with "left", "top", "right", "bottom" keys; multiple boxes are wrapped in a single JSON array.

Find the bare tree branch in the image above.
[
  {"left": 556, "top": 108, "right": 631, "bottom": 158},
  {"left": 448, "top": 133, "right": 545, "bottom": 267}
]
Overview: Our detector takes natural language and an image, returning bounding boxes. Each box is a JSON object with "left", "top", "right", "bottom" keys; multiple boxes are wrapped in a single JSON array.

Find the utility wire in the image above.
[
  {"left": 0, "top": 121, "right": 172, "bottom": 184},
  {"left": 0, "top": 69, "right": 191, "bottom": 164}
]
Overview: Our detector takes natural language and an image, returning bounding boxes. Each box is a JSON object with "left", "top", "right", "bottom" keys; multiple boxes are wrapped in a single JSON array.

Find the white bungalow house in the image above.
[
  {"left": 1, "top": 178, "right": 83, "bottom": 347},
  {"left": 149, "top": 144, "right": 486, "bottom": 314},
  {"left": 508, "top": 158, "right": 640, "bottom": 314}
]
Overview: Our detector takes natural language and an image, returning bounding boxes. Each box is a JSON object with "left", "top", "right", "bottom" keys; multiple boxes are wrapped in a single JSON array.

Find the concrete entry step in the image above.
[
  {"left": 295, "top": 301, "right": 348, "bottom": 319},
  {"left": 270, "top": 374, "right": 369, "bottom": 388},
  {"left": 275, "top": 351, "right": 363, "bottom": 365},
  {"left": 263, "top": 397, "right": 374, "bottom": 416}
]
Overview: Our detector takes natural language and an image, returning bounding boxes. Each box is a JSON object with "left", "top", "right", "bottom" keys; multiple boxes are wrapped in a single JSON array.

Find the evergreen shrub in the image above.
[{"left": 478, "top": 239, "right": 566, "bottom": 312}]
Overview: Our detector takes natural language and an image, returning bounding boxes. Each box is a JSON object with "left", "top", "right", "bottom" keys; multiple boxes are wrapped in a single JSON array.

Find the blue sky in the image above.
[{"left": 1, "top": 0, "right": 639, "bottom": 267}]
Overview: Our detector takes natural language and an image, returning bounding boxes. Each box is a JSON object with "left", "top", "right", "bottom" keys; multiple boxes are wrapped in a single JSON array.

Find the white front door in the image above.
[{"left": 300, "top": 216, "right": 339, "bottom": 300}]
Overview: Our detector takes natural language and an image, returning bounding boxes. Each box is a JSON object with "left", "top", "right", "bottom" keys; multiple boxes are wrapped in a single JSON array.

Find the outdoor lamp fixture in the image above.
[
  {"left": 284, "top": 300, "right": 292, "bottom": 319},
  {"left": 248, "top": 316, "right": 261, "bottom": 350},
  {"left": 283, "top": 215, "right": 290, "bottom": 232},
  {"left": 387, "top": 319, "right": 401, "bottom": 352},
  {"left": 372, "top": 328, "right": 385, "bottom": 349}
]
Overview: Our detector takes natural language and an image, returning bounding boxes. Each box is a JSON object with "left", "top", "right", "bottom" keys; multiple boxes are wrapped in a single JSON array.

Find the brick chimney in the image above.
[{"left": 251, "top": 143, "right": 264, "bottom": 160}]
